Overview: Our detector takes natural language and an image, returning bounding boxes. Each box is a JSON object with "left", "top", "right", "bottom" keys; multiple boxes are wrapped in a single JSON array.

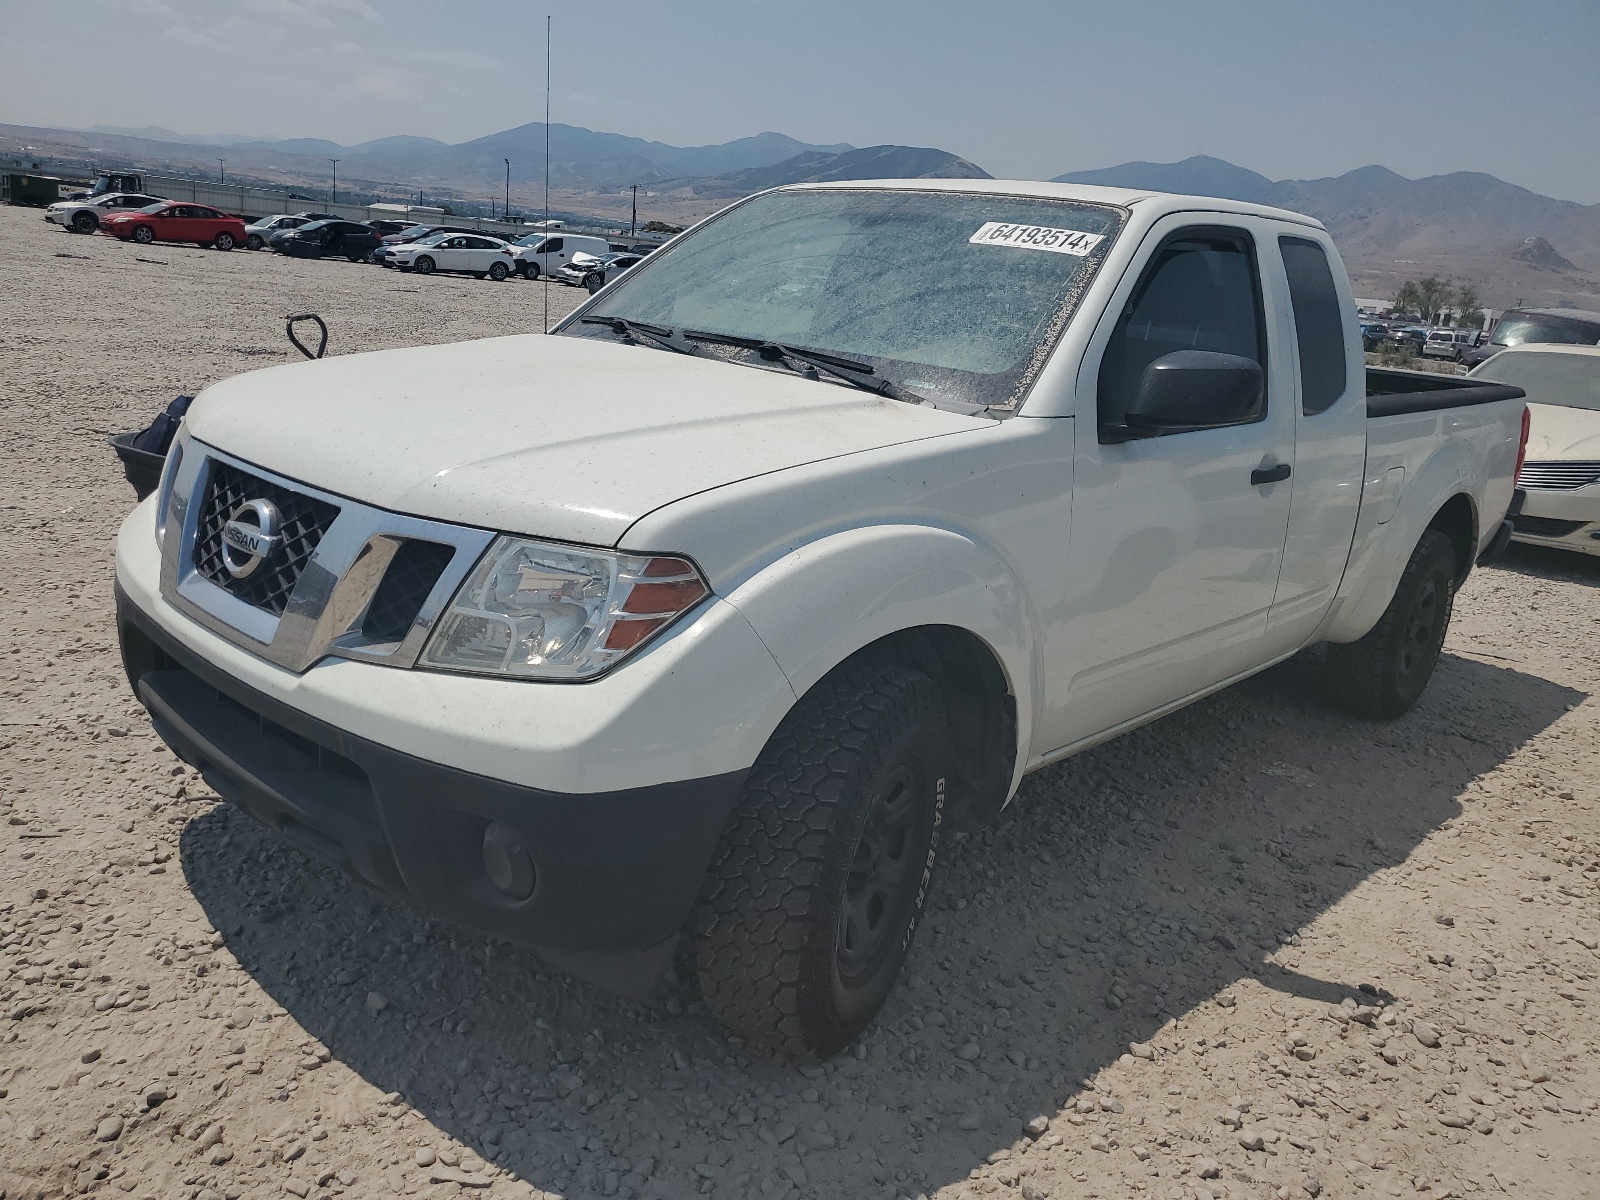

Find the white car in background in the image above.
[
  {"left": 1470, "top": 343, "right": 1600, "bottom": 556},
  {"left": 243, "top": 214, "right": 314, "bottom": 251},
  {"left": 509, "top": 232, "right": 612, "bottom": 280},
  {"left": 45, "top": 192, "right": 164, "bottom": 234},
  {"left": 387, "top": 231, "right": 517, "bottom": 280}
]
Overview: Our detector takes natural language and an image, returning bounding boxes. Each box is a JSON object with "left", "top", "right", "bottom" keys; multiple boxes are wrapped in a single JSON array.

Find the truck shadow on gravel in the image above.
[
  {"left": 177, "top": 651, "right": 1583, "bottom": 1200},
  {"left": 1495, "top": 542, "right": 1600, "bottom": 586}
]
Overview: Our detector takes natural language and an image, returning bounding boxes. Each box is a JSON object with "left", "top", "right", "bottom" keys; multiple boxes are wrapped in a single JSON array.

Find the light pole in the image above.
[
  {"left": 504, "top": 158, "right": 510, "bottom": 220},
  {"left": 218, "top": 158, "right": 225, "bottom": 184},
  {"left": 630, "top": 184, "right": 637, "bottom": 238},
  {"left": 329, "top": 158, "right": 340, "bottom": 206}
]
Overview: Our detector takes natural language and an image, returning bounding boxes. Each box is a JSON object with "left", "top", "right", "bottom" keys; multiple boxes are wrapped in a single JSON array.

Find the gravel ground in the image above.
[{"left": 3, "top": 201, "right": 1600, "bottom": 1200}]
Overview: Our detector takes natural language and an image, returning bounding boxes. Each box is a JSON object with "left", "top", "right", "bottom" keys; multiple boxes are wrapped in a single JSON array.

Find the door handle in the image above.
[{"left": 1251, "top": 463, "right": 1291, "bottom": 486}]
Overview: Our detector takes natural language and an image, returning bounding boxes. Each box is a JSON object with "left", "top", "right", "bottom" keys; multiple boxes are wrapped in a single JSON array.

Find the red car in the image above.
[{"left": 101, "top": 201, "right": 248, "bottom": 251}]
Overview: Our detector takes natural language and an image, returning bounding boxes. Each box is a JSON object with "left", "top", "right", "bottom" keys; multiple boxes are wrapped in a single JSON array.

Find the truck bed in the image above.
[{"left": 1365, "top": 367, "right": 1524, "bottom": 417}]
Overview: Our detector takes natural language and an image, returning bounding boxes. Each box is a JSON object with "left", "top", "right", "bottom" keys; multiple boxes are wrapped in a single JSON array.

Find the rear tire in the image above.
[
  {"left": 1326, "top": 529, "right": 1456, "bottom": 720},
  {"left": 488, "top": 261, "right": 508, "bottom": 281},
  {"left": 245, "top": 234, "right": 264, "bottom": 251},
  {"left": 693, "top": 663, "right": 950, "bottom": 1059},
  {"left": 72, "top": 211, "right": 97, "bottom": 234},
  {"left": 414, "top": 256, "right": 435, "bottom": 275}
]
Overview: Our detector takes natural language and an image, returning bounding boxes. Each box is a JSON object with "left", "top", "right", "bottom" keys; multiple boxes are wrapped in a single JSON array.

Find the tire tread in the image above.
[{"left": 692, "top": 663, "right": 944, "bottom": 1056}]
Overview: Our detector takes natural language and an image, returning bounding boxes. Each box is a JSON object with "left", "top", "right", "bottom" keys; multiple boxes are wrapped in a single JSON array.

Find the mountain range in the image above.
[
  {"left": 69, "top": 121, "right": 858, "bottom": 190},
  {"left": 1053, "top": 155, "right": 1600, "bottom": 309}
]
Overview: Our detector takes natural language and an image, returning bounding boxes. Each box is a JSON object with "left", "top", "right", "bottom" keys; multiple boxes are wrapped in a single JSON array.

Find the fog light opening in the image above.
[{"left": 481, "top": 822, "right": 536, "bottom": 902}]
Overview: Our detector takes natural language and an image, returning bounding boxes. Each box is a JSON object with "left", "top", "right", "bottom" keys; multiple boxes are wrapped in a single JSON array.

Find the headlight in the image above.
[
  {"left": 419, "top": 537, "right": 709, "bottom": 680},
  {"left": 154, "top": 424, "right": 188, "bottom": 549}
]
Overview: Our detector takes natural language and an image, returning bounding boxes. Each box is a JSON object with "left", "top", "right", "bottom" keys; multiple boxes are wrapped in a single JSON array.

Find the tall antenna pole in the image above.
[{"left": 543, "top": 14, "right": 551, "bottom": 334}]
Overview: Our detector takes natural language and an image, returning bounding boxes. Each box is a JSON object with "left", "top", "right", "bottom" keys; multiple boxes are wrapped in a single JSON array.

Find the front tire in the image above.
[
  {"left": 693, "top": 663, "right": 950, "bottom": 1058},
  {"left": 413, "top": 255, "right": 435, "bottom": 275},
  {"left": 585, "top": 271, "right": 605, "bottom": 294},
  {"left": 1326, "top": 529, "right": 1456, "bottom": 719},
  {"left": 523, "top": 262, "right": 539, "bottom": 280},
  {"left": 131, "top": 225, "right": 155, "bottom": 244},
  {"left": 72, "top": 211, "right": 97, "bottom": 234}
]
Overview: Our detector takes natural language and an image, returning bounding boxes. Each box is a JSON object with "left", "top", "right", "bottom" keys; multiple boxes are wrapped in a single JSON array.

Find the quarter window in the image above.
[
  {"left": 1280, "top": 236, "right": 1348, "bottom": 415},
  {"left": 1098, "top": 228, "right": 1266, "bottom": 431}
]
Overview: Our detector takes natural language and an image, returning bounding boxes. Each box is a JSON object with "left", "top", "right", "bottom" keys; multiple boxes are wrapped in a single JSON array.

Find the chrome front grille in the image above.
[
  {"left": 160, "top": 442, "right": 494, "bottom": 673},
  {"left": 1517, "top": 460, "right": 1600, "bottom": 490},
  {"left": 193, "top": 461, "right": 341, "bottom": 616}
]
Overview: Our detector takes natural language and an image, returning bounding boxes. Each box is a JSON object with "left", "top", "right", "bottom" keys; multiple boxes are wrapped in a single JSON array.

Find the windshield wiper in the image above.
[
  {"left": 682, "top": 330, "right": 926, "bottom": 405},
  {"left": 579, "top": 315, "right": 700, "bottom": 357}
]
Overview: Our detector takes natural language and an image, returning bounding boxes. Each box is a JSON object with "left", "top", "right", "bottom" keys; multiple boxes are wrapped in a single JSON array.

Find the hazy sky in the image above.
[{"left": 4, "top": 0, "right": 1598, "bottom": 202}]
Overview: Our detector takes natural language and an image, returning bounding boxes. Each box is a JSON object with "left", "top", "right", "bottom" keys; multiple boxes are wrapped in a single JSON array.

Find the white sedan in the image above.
[
  {"left": 45, "top": 192, "right": 164, "bottom": 234},
  {"left": 387, "top": 232, "right": 517, "bottom": 280},
  {"left": 1470, "top": 343, "right": 1600, "bottom": 556}
]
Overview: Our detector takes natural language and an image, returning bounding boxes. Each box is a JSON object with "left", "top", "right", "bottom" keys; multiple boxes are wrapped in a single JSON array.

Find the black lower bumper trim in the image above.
[{"left": 117, "top": 586, "right": 746, "bottom": 998}]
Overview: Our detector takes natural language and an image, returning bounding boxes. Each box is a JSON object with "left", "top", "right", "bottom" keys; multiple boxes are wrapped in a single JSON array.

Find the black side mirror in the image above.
[{"left": 1116, "top": 350, "right": 1263, "bottom": 437}]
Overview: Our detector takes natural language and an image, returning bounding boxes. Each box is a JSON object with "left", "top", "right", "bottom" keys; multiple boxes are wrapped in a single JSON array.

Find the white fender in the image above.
[{"left": 719, "top": 523, "right": 1037, "bottom": 796}]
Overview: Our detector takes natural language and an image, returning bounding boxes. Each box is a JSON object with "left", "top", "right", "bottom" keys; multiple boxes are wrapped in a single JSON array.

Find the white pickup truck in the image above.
[{"left": 115, "top": 180, "right": 1527, "bottom": 1058}]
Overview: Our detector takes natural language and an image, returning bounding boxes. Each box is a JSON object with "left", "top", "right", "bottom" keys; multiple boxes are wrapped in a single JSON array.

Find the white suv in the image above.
[
  {"left": 1422, "top": 328, "right": 1478, "bottom": 362},
  {"left": 46, "top": 192, "right": 163, "bottom": 234}
]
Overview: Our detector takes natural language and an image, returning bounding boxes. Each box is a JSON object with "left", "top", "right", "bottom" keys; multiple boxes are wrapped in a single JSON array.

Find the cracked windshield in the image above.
[{"left": 565, "top": 188, "right": 1124, "bottom": 409}]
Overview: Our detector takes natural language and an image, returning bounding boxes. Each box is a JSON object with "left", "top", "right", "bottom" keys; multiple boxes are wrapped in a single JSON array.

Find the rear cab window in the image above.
[{"left": 1279, "top": 236, "right": 1348, "bottom": 414}]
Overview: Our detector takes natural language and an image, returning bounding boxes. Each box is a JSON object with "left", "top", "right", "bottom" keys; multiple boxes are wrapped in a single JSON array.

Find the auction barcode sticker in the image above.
[{"left": 969, "top": 222, "right": 1104, "bottom": 256}]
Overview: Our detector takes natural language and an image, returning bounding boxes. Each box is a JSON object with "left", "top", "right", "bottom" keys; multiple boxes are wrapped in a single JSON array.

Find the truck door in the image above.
[
  {"left": 1040, "top": 218, "right": 1297, "bottom": 752},
  {"left": 1263, "top": 232, "right": 1366, "bottom": 646}
]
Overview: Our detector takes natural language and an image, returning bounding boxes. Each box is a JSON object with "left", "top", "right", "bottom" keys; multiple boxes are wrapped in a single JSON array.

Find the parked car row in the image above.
[
  {"left": 1357, "top": 320, "right": 1485, "bottom": 362},
  {"left": 45, "top": 196, "right": 657, "bottom": 285}
]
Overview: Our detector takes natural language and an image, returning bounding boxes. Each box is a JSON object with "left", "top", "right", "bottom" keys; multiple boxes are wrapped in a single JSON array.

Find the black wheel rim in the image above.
[
  {"left": 837, "top": 763, "right": 921, "bottom": 983},
  {"left": 1398, "top": 576, "right": 1441, "bottom": 679}
]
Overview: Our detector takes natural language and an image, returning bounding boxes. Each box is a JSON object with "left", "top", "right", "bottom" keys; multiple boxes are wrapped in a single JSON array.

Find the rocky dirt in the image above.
[{"left": 3, "top": 202, "right": 1599, "bottom": 1200}]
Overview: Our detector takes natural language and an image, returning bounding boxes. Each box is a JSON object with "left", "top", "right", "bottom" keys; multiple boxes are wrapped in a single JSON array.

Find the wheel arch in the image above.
[
  {"left": 717, "top": 523, "right": 1037, "bottom": 828},
  {"left": 1427, "top": 491, "right": 1478, "bottom": 586},
  {"left": 1321, "top": 416, "right": 1492, "bottom": 646},
  {"left": 796, "top": 625, "right": 1018, "bottom": 832}
]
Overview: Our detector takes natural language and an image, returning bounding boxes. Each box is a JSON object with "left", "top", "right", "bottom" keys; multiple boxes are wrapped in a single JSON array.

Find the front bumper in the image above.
[
  {"left": 118, "top": 588, "right": 744, "bottom": 996},
  {"left": 1511, "top": 486, "right": 1600, "bottom": 557}
]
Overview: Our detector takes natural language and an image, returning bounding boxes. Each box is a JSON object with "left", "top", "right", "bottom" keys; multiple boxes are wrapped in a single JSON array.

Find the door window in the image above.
[
  {"left": 1097, "top": 228, "right": 1266, "bottom": 433},
  {"left": 544, "top": 237, "right": 564, "bottom": 254}
]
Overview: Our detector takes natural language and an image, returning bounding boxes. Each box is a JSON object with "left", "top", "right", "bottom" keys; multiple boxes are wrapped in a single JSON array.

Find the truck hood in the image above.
[
  {"left": 1526, "top": 402, "right": 1600, "bottom": 461},
  {"left": 186, "top": 333, "right": 987, "bottom": 545}
]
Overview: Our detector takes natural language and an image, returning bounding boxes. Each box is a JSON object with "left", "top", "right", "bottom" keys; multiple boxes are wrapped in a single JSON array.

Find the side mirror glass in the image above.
[{"left": 1120, "top": 350, "right": 1263, "bottom": 435}]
